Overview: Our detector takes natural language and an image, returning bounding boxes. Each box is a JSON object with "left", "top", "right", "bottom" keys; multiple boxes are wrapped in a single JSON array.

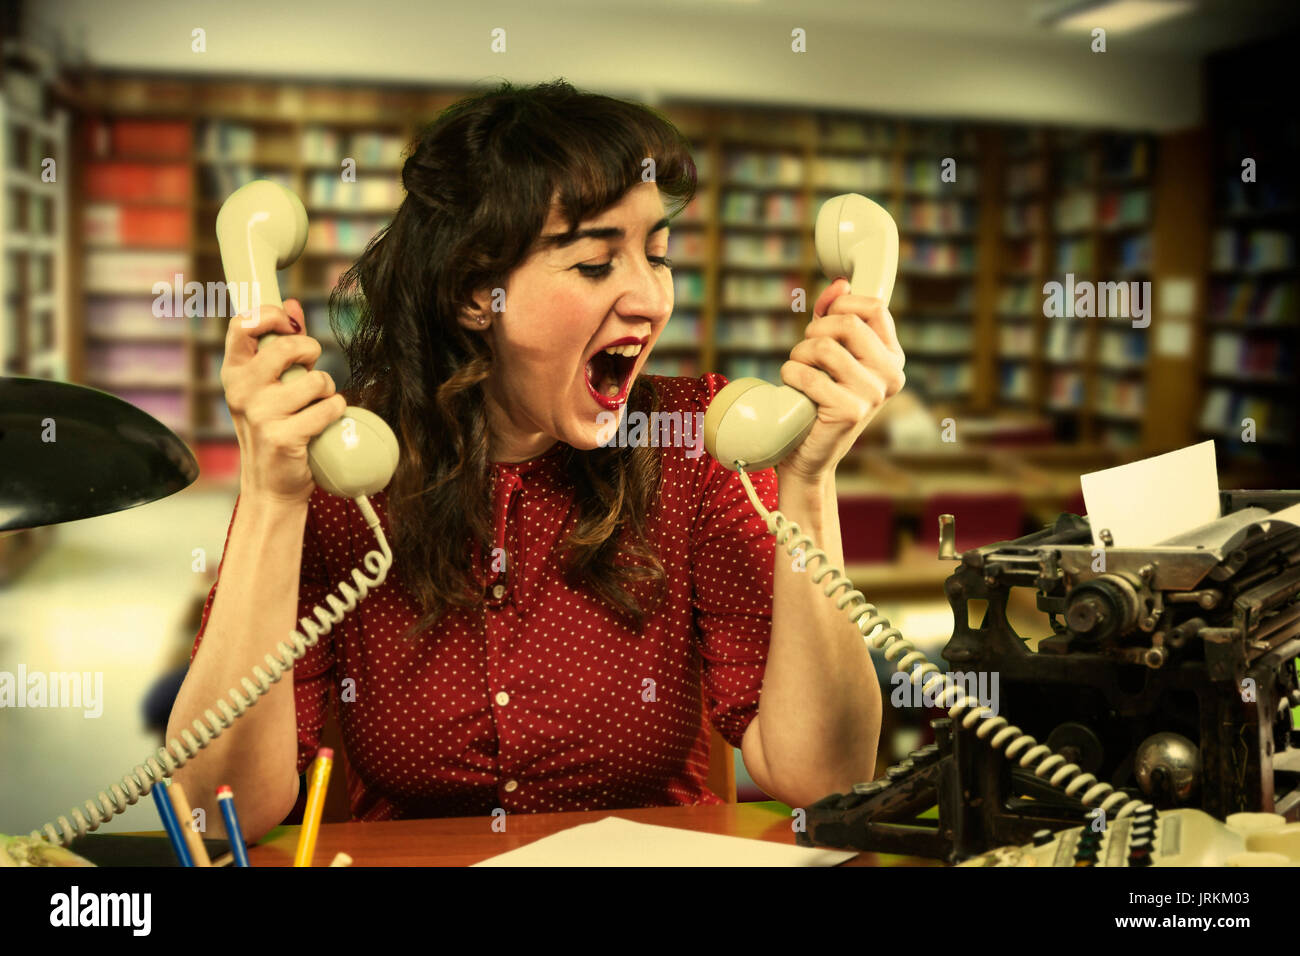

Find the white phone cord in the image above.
[
  {"left": 736, "top": 465, "right": 1148, "bottom": 822},
  {"left": 31, "top": 496, "right": 393, "bottom": 848}
]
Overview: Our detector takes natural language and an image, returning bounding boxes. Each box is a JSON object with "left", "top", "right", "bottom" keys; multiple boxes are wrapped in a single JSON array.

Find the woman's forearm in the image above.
[{"left": 757, "top": 472, "right": 881, "bottom": 807}]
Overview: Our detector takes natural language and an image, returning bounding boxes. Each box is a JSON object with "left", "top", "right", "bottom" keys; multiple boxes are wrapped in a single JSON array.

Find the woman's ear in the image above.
[{"left": 456, "top": 287, "right": 496, "bottom": 332}]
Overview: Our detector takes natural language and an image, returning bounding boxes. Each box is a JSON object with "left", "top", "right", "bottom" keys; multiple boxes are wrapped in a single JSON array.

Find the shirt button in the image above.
[
  {"left": 495, "top": 691, "right": 510, "bottom": 706},
  {"left": 491, "top": 584, "right": 505, "bottom": 599},
  {"left": 504, "top": 779, "right": 518, "bottom": 792}
]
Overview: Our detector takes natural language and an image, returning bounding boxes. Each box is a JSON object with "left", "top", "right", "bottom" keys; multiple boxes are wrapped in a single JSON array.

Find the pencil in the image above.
[
  {"left": 166, "top": 779, "right": 212, "bottom": 867},
  {"left": 294, "top": 747, "right": 333, "bottom": 866},
  {"left": 216, "top": 785, "right": 251, "bottom": 867},
  {"left": 151, "top": 778, "right": 194, "bottom": 867}
]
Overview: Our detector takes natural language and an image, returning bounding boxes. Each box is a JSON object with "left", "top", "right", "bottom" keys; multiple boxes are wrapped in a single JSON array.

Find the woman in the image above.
[{"left": 169, "top": 80, "right": 905, "bottom": 841}]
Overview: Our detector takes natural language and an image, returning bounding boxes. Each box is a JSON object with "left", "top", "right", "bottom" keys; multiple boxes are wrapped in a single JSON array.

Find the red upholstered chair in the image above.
[{"left": 837, "top": 494, "right": 896, "bottom": 564}]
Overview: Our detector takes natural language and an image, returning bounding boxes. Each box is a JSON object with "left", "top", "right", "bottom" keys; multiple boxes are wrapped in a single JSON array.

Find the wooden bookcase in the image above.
[
  {"left": 1198, "top": 37, "right": 1299, "bottom": 479},
  {"left": 0, "top": 37, "right": 72, "bottom": 581},
  {"left": 43, "top": 69, "right": 1293, "bottom": 491}
]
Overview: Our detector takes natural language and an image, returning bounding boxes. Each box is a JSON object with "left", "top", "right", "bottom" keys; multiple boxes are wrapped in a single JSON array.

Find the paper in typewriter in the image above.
[{"left": 1080, "top": 441, "right": 1221, "bottom": 548}]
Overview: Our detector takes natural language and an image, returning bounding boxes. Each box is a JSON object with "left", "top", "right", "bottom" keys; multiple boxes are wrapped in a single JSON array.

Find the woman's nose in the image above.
[{"left": 619, "top": 259, "right": 673, "bottom": 320}]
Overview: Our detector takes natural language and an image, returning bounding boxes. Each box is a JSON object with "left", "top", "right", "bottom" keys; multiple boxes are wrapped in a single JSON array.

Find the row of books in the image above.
[
  {"left": 898, "top": 322, "right": 974, "bottom": 353},
  {"left": 195, "top": 121, "right": 259, "bottom": 161},
  {"left": 1212, "top": 229, "right": 1295, "bottom": 271},
  {"left": 815, "top": 116, "right": 901, "bottom": 149},
  {"left": 674, "top": 193, "right": 712, "bottom": 223},
  {"left": 1045, "top": 320, "right": 1084, "bottom": 361},
  {"left": 902, "top": 157, "right": 978, "bottom": 193},
  {"left": 86, "top": 342, "right": 185, "bottom": 384},
  {"left": 84, "top": 203, "right": 189, "bottom": 247},
  {"left": 720, "top": 355, "right": 784, "bottom": 383},
  {"left": 305, "top": 217, "right": 390, "bottom": 254},
  {"left": 1219, "top": 177, "right": 1295, "bottom": 217},
  {"left": 715, "top": 314, "right": 800, "bottom": 348},
  {"left": 1200, "top": 389, "right": 1294, "bottom": 440},
  {"left": 1055, "top": 189, "right": 1151, "bottom": 230},
  {"left": 83, "top": 119, "right": 191, "bottom": 159},
  {"left": 85, "top": 250, "right": 188, "bottom": 294},
  {"left": 999, "top": 362, "right": 1033, "bottom": 400},
  {"left": 721, "top": 233, "right": 804, "bottom": 269},
  {"left": 673, "top": 272, "right": 706, "bottom": 307},
  {"left": 719, "top": 275, "right": 801, "bottom": 310},
  {"left": 300, "top": 127, "right": 406, "bottom": 166},
  {"left": 999, "top": 324, "right": 1035, "bottom": 356},
  {"left": 304, "top": 172, "right": 403, "bottom": 211},
  {"left": 1006, "top": 161, "right": 1045, "bottom": 196},
  {"left": 1096, "top": 138, "right": 1150, "bottom": 181},
  {"left": 724, "top": 151, "right": 804, "bottom": 187},
  {"left": 1113, "top": 234, "right": 1151, "bottom": 271},
  {"left": 1207, "top": 279, "right": 1296, "bottom": 323},
  {"left": 719, "top": 190, "right": 807, "bottom": 226},
  {"left": 1004, "top": 202, "right": 1044, "bottom": 234},
  {"left": 199, "top": 164, "right": 292, "bottom": 201},
  {"left": 667, "top": 230, "right": 708, "bottom": 262},
  {"left": 1003, "top": 240, "right": 1043, "bottom": 274},
  {"left": 656, "top": 313, "right": 700, "bottom": 347},
  {"left": 1095, "top": 378, "right": 1145, "bottom": 417},
  {"left": 1055, "top": 239, "right": 1094, "bottom": 272},
  {"left": 902, "top": 238, "right": 975, "bottom": 273},
  {"left": 85, "top": 163, "right": 192, "bottom": 202},
  {"left": 902, "top": 361, "right": 971, "bottom": 398},
  {"left": 811, "top": 156, "right": 891, "bottom": 191},
  {"left": 1098, "top": 328, "right": 1148, "bottom": 366},
  {"left": 898, "top": 199, "right": 976, "bottom": 233},
  {"left": 1048, "top": 369, "right": 1083, "bottom": 409},
  {"left": 1205, "top": 332, "right": 1294, "bottom": 380}
]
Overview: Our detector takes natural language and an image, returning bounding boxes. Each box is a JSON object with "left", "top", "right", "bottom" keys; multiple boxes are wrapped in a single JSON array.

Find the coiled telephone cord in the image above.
[
  {"left": 736, "top": 465, "right": 1147, "bottom": 822},
  {"left": 31, "top": 496, "right": 393, "bottom": 847}
]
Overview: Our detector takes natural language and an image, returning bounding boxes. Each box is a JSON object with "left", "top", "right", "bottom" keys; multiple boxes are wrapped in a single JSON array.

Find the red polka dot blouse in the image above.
[{"left": 189, "top": 373, "right": 779, "bottom": 819}]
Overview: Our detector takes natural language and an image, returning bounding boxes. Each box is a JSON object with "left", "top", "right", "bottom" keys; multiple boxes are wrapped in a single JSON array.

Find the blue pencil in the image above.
[
  {"left": 152, "top": 778, "right": 194, "bottom": 867},
  {"left": 217, "top": 785, "right": 252, "bottom": 867}
]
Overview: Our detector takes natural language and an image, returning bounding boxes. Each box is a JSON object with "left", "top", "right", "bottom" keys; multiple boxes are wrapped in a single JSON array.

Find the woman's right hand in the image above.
[{"left": 222, "top": 298, "right": 348, "bottom": 504}]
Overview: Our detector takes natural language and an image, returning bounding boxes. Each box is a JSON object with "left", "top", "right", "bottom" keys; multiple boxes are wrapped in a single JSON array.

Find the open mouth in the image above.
[{"left": 584, "top": 340, "right": 645, "bottom": 408}]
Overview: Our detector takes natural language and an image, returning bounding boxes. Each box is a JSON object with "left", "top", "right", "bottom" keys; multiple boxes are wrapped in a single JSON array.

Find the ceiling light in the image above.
[{"left": 1036, "top": 0, "right": 1196, "bottom": 33}]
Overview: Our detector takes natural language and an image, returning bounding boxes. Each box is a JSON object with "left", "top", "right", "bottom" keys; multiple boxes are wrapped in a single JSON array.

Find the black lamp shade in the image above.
[{"left": 0, "top": 377, "right": 200, "bottom": 533}]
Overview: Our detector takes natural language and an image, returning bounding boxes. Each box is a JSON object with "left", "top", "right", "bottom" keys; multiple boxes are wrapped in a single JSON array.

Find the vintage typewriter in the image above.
[{"left": 798, "top": 490, "right": 1300, "bottom": 864}]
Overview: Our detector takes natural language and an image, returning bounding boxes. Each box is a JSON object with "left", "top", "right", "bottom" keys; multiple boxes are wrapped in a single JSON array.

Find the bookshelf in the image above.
[
  {"left": 1198, "top": 38, "right": 1299, "bottom": 473},
  {"left": 50, "top": 71, "right": 1295, "bottom": 490},
  {"left": 997, "top": 127, "right": 1049, "bottom": 414},
  {"left": 1, "top": 37, "right": 71, "bottom": 582},
  {"left": 66, "top": 73, "right": 465, "bottom": 483}
]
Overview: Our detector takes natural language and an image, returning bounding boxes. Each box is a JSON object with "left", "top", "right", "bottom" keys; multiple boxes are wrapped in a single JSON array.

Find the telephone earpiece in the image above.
[
  {"left": 702, "top": 193, "right": 899, "bottom": 471},
  {"left": 215, "top": 180, "right": 399, "bottom": 497}
]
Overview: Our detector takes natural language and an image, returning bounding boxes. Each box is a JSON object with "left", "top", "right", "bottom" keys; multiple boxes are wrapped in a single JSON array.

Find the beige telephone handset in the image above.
[
  {"left": 701, "top": 192, "right": 1150, "bottom": 824},
  {"left": 30, "top": 181, "right": 402, "bottom": 848}
]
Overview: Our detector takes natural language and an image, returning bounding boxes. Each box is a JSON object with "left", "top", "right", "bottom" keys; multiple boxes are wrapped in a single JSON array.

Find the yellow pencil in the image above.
[
  {"left": 166, "top": 779, "right": 212, "bottom": 866},
  {"left": 293, "top": 747, "right": 333, "bottom": 867}
]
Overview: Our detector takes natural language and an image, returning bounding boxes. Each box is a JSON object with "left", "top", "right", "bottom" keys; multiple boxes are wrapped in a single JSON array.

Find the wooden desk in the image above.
[{"left": 232, "top": 802, "right": 943, "bottom": 867}]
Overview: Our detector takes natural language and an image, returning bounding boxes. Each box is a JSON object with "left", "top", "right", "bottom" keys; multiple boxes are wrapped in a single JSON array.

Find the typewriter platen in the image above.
[{"left": 798, "top": 490, "right": 1300, "bottom": 864}]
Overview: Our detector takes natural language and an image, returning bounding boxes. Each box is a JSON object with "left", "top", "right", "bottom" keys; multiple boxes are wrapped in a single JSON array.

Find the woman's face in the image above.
[{"left": 464, "top": 181, "right": 674, "bottom": 462}]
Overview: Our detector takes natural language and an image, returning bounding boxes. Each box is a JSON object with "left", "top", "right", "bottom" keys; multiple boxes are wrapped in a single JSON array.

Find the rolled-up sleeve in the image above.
[{"left": 688, "top": 373, "right": 779, "bottom": 749}]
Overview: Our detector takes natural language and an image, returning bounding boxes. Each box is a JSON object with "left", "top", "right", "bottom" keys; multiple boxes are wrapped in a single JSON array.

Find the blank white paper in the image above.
[{"left": 1080, "top": 441, "right": 1221, "bottom": 548}]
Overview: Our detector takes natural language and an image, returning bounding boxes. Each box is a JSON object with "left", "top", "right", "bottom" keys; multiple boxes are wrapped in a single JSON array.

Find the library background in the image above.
[{"left": 2, "top": 2, "right": 1298, "bottom": 831}]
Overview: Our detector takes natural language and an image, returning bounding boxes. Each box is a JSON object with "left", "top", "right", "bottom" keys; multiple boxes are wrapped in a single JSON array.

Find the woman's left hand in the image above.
[{"left": 778, "top": 277, "right": 907, "bottom": 485}]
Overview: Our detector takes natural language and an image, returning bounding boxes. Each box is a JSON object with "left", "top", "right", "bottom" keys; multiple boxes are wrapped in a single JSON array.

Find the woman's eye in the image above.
[{"left": 576, "top": 256, "right": 674, "bottom": 279}]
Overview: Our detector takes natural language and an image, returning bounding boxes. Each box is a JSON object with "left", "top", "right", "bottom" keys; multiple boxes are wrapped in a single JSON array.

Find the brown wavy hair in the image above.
[{"left": 328, "top": 79, "right": 698, "bottom": 639}]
